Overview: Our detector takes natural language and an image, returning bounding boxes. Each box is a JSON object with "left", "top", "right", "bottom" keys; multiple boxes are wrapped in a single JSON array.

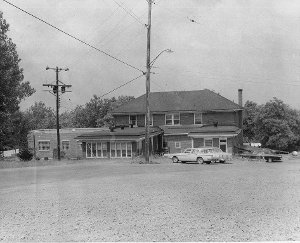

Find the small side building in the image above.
[
  {"left": 75, "top": 126, "right": 164, "bottom": 159},
  {"left": 27, "top": 128, "right": 108, "bottom": 159}
]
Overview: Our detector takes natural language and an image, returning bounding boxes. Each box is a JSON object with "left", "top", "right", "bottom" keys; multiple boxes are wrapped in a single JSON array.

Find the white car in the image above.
[{"left": 166, "top": 147, "right": 231, "bottom": 164}]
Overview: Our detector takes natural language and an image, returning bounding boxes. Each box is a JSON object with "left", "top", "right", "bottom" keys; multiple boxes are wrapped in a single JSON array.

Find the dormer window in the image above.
[
  {"left": 194, "top": 113, "right": 202, "bottom": 125},
  {"left": 129, "top": 115, "right": 137, "bottom": 127},
  {"left": 165, "top": 113, "right": 180, "bottom": 125}
]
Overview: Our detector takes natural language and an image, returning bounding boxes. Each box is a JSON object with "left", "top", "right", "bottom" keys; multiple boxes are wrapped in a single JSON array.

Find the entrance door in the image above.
[{"left": 219, "top": 138, "right": 227, "bottom": 152}]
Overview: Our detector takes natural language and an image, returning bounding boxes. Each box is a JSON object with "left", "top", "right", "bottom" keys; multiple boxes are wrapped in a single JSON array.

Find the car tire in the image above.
[
  {"left": 172, "top": 156, "right": 179, "bottom": 163},
  {"left": 220, "top": 160, "right": 225, "bottom": 163},
  {"left": 197, "top": 157, "right": 204, "bottom": 164},
  {"left": 206, "top": 161, "right": 211, "bottom": 164}
]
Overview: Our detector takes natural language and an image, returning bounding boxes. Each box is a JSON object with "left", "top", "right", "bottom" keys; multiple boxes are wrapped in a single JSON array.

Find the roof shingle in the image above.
[{"left": 112, "top": 89, "right": 242, "bottom": 114}]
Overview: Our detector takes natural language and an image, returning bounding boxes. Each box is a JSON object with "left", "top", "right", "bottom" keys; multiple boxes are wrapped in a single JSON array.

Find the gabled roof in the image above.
[{"left": 111, "top": 89, "right": 242, "bottom": 114}]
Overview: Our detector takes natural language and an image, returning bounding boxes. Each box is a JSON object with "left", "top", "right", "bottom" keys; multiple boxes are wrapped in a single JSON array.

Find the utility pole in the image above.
[
  {"left": 43, "top": 67, "right": 71, "bottom": 161},
  {"left": 145, "top": 0, "right": 152, "bottom": 163}
]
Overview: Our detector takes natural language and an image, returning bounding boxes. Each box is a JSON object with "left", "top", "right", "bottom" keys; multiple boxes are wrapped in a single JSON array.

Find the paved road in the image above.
[{"left": 1, "top": 158, "right": 300, "bottom": 241}]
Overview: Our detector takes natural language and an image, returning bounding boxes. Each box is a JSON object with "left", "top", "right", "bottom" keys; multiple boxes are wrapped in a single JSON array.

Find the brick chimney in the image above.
[{"left": 238, "top": 89, "right": 243, "bottom": 107}]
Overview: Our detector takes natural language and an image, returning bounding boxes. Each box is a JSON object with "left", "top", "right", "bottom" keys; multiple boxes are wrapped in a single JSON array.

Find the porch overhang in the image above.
[
  {"left": 188, "top": 125, "right": 241, "bottom": 138},
  {"left": 75, "top": 126, "right": 164, "bottom": 141},
  {"left": 188, "top": 132, "right": 240, "bottom": 138}
]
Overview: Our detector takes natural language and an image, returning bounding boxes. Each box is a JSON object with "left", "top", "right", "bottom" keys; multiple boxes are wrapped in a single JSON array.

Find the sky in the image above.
[{"left": 1, "top": 0, "right": 300, "bottom": 111}]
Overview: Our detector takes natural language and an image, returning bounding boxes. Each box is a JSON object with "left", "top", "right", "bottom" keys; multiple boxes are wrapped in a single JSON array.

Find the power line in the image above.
[
  {"left": 2, "top": 0, "right": 144, "bottom": 73},
  {"left": 112, "top": 0, "right": 145, "bottom": 27},
  {"left": 99, "top": 74, "right": 144, "bottom": 98}
]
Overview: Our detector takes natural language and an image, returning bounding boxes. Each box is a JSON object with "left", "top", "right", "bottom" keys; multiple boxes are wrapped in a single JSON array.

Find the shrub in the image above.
[{"left": 17, "top": 149, "right": 33, "bottom": 161}]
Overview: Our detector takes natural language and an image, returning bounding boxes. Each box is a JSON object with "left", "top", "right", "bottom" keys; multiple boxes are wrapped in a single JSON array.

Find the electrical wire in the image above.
[
  {"left": 112, "top": 0, "right": 145, "bottom": 27},
  {"left": 99, "top": 74, "right": 145, "bottom": 98},
  {"left": 2, "top": 0, "right": 144, "bottom": 73}
]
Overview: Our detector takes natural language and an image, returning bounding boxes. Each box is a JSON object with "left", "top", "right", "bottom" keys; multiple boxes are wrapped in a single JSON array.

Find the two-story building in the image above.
[
  {"left": 110, "top": 89, "right": 243, "bottom": 154},
  {"left": 29, "top": 89, "right": 243, "bottom": 159},
  {"left": 75, "top": 89, "right": 243, "bottom": 158}
]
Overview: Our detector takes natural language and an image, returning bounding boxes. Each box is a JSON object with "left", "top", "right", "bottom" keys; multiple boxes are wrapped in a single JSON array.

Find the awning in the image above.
[
  {"left": 162, "top": 125, "right": 241, "bottom": 138},
  {"left": 75, "top": 126, "right": 163, "bottom": 141}
]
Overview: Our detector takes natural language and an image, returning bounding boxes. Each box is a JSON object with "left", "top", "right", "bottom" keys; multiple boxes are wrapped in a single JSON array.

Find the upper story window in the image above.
[
  {"left": 62, "top": 140, "right": 70, "bottom": 151},
  {"left": 129, "top": 115, "right": 137, "bottom": 126},
  {"left": 165, "top": 113, "right": 180, "bottom": 125},
  {"left": 38, "top": 140, "right": 50, "bottom": 151},
  {"left": 194, "top": 113, "right": 203, "bottom": 124},
  {"left": 145, "top": 115, "right": 153, "bottom": 126}
]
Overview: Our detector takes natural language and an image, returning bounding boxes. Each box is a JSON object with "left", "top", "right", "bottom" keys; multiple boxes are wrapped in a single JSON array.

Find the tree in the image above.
[
  {"left": 243, "top": 100, "right": 261, "bottom": 143},
  {"left": 255, "top": 98, "right": 300, "bottom": 151},
  {"left": 0, "top": 12, "right": 35, "bottom": 150},
  {"left": 71, "top": 95, "right": 134, "bottom": 128},
  {"left": 23, "top": 102, "right": 56, "bottom": 130}
]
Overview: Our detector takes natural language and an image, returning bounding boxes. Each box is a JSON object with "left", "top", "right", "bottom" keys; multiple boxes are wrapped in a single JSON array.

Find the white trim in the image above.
[
  {"left": 164, "top": 133, "right": 189, "bottom": 136},
  {"left": 175, "top": 142, "right": 181, "bottom": 149},
  {"left": 110, "top": 141, "right": 132, "bottom": 158},
  {"left": 165, "top": 113, "right": 180, "bottom": 126},
  {"left": 86, "top": 142, "right": 108, "bottom": 158},
  {"left": 83, "top": 138, "right": 138, "bottom": 141},
  {"left": 144, "top": 115, "right": 153, "bottom": 126},
  {"left": 219, "top": 138, "right": 227, "bottom": 152},
  {"left": 189, "top": 133, "right": 238, "bottom": 138},
  {"left": 194, "top": 112, "right": 203, "bottom": 125},
  {"left": 129, "top": 115, "right": 137, "bottom": 127}
]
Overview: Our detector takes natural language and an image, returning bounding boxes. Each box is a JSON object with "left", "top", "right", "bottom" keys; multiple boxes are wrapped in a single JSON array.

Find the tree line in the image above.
[{"left": 243, "top": 98, "right": 300, "bottom": 151}]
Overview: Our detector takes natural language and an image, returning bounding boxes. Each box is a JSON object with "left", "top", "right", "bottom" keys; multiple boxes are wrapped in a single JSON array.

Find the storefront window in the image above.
[
  {"left": 102, "top": 143, "right": 107, "bottom": 157},
  {"left": 116, "top": 143, "right": 121, "bottom": 157},
  {"left": 110, "top": 142, "right": 132, "bottom": 158}
]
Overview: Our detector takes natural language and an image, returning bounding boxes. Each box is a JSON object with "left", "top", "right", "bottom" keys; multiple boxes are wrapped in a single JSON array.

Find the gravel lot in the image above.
[{"left": 0, "top": 157, "right": 300, "bottom": 241}]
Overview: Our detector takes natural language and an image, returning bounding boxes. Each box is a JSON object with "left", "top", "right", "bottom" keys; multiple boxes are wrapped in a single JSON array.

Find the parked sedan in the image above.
[
  {"left": 203, "top": 147, "right": 232, "bottom": 163},
  {"left": 166, "top": 147, "right": 231, "bottom": 164}
]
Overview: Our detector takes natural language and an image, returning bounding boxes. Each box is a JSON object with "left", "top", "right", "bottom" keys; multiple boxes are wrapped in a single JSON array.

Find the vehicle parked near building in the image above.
[
  {"left": 166, "top": 147, "right": 232, "bottom": 164},
  {"left": 240, "top": 148, "right": 283, "bottom": 162}
]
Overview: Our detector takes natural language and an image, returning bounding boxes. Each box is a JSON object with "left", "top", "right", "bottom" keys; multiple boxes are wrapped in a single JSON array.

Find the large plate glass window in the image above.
[
  {"left": 86, "top": 142, "right": 108, "bottom": 158},
  {"left": 110, "top": 142, "right": 132, "bottom": 158}
]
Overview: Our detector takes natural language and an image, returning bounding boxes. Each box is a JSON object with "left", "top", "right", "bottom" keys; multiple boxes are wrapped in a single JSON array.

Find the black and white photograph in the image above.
[{"left": 1, "top": 0, "right": 300, "bottom": 241}]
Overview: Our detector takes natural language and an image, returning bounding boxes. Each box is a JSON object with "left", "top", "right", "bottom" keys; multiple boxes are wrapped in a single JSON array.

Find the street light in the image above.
[
  {"left": 145, "top": 48, "right": 173, "bottom": 163},
  {"left": 150, "top": 49, "right": 173, "bottom": 68}
]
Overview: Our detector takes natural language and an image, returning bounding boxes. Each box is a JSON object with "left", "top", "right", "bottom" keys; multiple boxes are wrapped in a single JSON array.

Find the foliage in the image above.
[
  {"left": 243, "top": 101, "right": 261, "bottom": 143},
  {"left": 0, "top": 12, "right": 35, "bottom": 151},
  {"left": 244, "top": 98, "right": 300, "bottom": 151},
  {"left": 65, "top": 95, "right": 134, "bottom": 128},
  {"left": 23, "top": 102, "right": 56, "bottom": 130},
  {"left": 17, "top": 148, "right": 33, "bottom": 161}
]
